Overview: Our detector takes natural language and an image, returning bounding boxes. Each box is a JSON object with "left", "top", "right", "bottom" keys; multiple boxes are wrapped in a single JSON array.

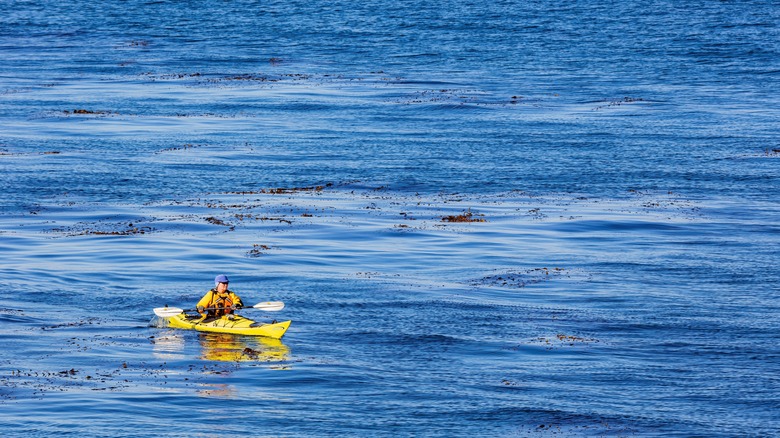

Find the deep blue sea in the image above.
[{"left": 1, "top": 0, "right": 779, "bottom": 436}]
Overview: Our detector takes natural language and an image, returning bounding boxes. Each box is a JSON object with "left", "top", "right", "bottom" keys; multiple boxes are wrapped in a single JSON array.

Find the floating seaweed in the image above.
[
  {"left": 63, "top": 109, "right": 116, "bottom": 115},
  {"left": 46, "top": 220, "right": 157, "bottom": 237},
  {"left": 223, "top": 184, "right": 333, "bottom": 196},
  {"left": 41, "top": 318, "right": 101, "bottom": 330},
  {"left": 83, "top": 227, "right": 154, "bottom": 236},
  {"left": 442, "top": 208, "right": 486, "bottom": 223},
  {"left": 205, "top": 217, "right": 230, "bottom": 226},
  {"left": 258, "top": 217, "right": 292, "bottom": 224},
  {"left": 473, "top": 267, "right": 568, "bottom": 288},
  {"left": 263, "top": 183, "right": 333, "bottom": 194},
  {"left": 144, "top": 72, "right": 202, "bottom": 80},
  {"left": 525, "top": 207, "right": 547, "bottom": 220},
  {"left": 156, "top": 144, "right": 202, "bottom": 154},
  {"left": 246, "top": 244, "right": 272, "bottom": 257},
  {"left": 592, "top": 96, "right": 646, "bottom": 111},
  {"left": 0, "top": 151, "right": 60, "bottom": 156},
  {"left": 531, "top": 333, "right": 600, "bottom": 350}
]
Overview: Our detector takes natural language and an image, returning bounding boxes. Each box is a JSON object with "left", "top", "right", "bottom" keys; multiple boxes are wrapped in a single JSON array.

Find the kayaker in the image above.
[{"left": 196, "top": 274, "right": 244, "bottom": 318}]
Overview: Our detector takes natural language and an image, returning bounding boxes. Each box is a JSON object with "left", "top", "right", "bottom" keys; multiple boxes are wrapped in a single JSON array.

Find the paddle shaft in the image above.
[{"left": 154, "top": 301, "right": 284, "bottom": 317}]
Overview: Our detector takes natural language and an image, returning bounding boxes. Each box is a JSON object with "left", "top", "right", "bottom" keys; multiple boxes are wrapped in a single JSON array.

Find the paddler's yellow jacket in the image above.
[{"left": 197, "top": 288, "right": 243, "bottom": 317}]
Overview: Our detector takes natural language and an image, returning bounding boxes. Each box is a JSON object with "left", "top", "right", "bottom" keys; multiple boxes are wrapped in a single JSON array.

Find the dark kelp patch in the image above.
[
  {"left": 472, "top": 267, "right": 569, "bottom": 288},
  {"left": 0, "top": 150, "right": 61, "bottom": 156},
  {"left": 442, "top": 209, "right": 486, "bottom": 223},
  {"left": 40, "top": 318, "right": 101, "bottom": 331},
  {"left": 1, "top": 356, "right": 251, "bottom": 402},
  {"left": 263, "top": 183, "right": 333, "bottom": 194},
  {"left": 509, "top": 332, "right": 600, "bottom": 351},
  {"left": 222, "top": 183, "right": 333, "bottom": 196},
  {"left": 82, "top": 226, "right": 155, "bottom": 236},
  {"left": 142, "top": 72, "right": 202, "bottom": 80},
  {"left": 63, "top": 109, "right": 117, "bottom": 116},
  {"left": 625, "top": 189, "right": 703, "bottom": 219},
  {"left": 258, "top": 217, "right": 293, "bottom": 224},
  {"left": 246, "top": 244, "right": 275, "bottom": 257},
  {"left": 156, "top": 143, "right": 203, "bottom": 154},
  {"left": 205, "top": 216, "right": 231, "bottom": 226},
  {"left": 524, "top": 208, "right": 547, "bottom": 220},
  {"left": 233, "top": 213, "right": 263, "bottom": 221},
  {"left": 47, "top": 221, "right": 157, "bottom": 237},
  {"left": 540, "top": 333, "right": 600, "bottom": 348},
  {"left": 592, "top": 96, "right": 646, "bottom": 111},
  {"left": 388, "top": 88, "right": 533, "bottom": 108},
  {"left": 515, "top": 422, "right": 634, "bottom": 436}
]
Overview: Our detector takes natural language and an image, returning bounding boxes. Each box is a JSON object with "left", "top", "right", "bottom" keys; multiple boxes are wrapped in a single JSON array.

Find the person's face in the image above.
[{"left": 217, "top": 282, "right": 228, "bottom": 293}]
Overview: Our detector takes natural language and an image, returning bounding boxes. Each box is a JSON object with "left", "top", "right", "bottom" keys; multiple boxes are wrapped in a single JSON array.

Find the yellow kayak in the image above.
[{"left": 166, "top": 313, "right": 291, "bottom": 339}]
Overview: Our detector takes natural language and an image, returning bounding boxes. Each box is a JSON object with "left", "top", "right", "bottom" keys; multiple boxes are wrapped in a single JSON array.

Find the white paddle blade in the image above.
[
  {"left": 153, "top": 307, "right": 184, "bottom": 317},
  {"left": 252, "top": 301, "right": 285, "bottom": 311}
]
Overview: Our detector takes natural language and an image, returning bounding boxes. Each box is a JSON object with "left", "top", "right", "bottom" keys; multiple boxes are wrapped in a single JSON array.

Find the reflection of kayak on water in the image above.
[
  {"left": 165, "top": 313, "right": 291, "bottom": 339},
  {"left": 150, "top": 328, "right": 290, "bottom": 363},
  {"left": 199, "top": 332, "right": 290, "bottom": 363}
]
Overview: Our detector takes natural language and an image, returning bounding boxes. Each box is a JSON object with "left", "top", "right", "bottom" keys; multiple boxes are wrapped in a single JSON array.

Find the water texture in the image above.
[{"left": 1, "top": 0, "right": 779, "bottom": 436}]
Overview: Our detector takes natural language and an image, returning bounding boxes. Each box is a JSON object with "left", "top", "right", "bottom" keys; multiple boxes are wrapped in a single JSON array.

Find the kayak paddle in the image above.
[{"left": 153, "top": 301, "right": 285, "bottom": 318}]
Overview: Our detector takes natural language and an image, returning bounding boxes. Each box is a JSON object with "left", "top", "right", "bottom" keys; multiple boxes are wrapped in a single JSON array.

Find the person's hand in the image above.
[{"left": 197, "top": 305, "right": 206, "bottom": 314}]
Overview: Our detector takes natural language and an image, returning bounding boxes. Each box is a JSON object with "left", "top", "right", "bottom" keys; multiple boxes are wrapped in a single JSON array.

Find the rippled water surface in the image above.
[{"left": 2, "top": 0, "right": 779, "bottom": 436}]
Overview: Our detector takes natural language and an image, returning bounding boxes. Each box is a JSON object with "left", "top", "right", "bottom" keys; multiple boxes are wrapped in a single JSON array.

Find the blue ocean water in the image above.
[{"left": 1, "top": 0, "right": 779, "bottom": 436}]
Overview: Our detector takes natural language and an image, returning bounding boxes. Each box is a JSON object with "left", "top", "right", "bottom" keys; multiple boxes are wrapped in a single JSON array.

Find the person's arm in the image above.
[
  {"left": 231, "top": 293, "right": 244, "bottom": 308},
  {"left": 196, "top": 291, "right": 213, "bottom": 314}
]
